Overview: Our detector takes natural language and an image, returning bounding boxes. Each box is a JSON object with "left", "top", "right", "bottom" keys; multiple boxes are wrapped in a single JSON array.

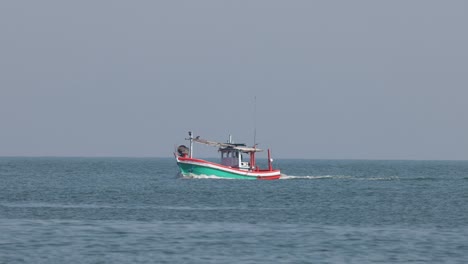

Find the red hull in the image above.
[{"left": 257, "top": 175, "right": 281, "bottom": 180}]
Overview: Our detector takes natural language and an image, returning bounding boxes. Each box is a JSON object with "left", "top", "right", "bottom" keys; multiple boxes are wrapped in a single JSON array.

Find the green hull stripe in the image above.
[{"left": 178, "top": 162, "right": 257, "bottom": 180}]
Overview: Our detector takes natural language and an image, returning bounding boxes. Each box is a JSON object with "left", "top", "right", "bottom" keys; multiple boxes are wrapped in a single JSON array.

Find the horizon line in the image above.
[{"left": 0, "top": 155, "right": 467, "bottom": 162}]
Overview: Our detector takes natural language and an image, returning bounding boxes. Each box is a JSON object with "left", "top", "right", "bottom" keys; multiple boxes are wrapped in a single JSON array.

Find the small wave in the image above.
[
  {"left": 400, "top": 177, "right": 437, "bottom": 181},
  {"left": 357, "top": 176, "right": 400, "bottom": 181},
  {"left": 279, "top": 175, "right": 400, "bottom": 181},
  {"left": 0, "top": 202, "right": 116, "bottom": 209},
  {"left": 0, "top": 203, "right": 291, "bottom": 212},
  {"left": 279, "top": 175, "right": 346, "bottom": 180}
]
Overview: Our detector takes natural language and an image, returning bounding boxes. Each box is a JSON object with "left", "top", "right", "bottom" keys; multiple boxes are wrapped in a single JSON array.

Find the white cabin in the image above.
[{"left": 220, "top": 147, "right": 250, "bottom": 170}]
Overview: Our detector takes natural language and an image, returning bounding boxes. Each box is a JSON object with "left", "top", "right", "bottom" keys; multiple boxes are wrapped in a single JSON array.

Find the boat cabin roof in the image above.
[
  {"left": 194, "top": 137, "right": 262, "bottom": 152},
  {"left": 219, "top": 145, "right": 262, "bottom": 153}
]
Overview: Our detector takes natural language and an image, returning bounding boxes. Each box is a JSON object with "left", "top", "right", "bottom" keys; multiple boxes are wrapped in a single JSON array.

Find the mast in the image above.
[
  {"left": 268, "top": 149, "right": 272, "bottom": 171},
  {"left": 250, "top": 96, "right": 257, "bottom": 171},
  {"left": 186, "top": 131, "right": 193, "bottom": 158},
  {"left": 253, "top": 96, "right": 257, "bottom": 147}
]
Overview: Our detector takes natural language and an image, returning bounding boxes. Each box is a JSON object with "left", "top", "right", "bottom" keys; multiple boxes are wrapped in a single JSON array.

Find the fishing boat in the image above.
[{"left": 175, "top": 131, "right": 281, "bottom": 180}]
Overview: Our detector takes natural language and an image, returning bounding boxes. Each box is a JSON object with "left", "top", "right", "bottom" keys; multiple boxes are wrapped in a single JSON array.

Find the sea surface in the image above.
[{"left": 1, "top": 157, "right": 468, "bottom": 263}]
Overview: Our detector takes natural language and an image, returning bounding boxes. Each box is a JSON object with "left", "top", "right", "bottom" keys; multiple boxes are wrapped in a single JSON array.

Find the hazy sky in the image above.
[{"left": 1, "top": 1, "right": 467, "bottom": 160}]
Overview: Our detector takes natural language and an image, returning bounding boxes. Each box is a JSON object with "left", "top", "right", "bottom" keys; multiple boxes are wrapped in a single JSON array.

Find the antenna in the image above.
[{"left": 253, "top": 96, "right": 257, "bottom": 147}]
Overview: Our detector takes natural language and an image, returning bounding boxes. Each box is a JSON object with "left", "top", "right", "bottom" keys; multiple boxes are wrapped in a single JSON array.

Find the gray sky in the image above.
[{"left": 1, "top": 1, "right": 467, "bottom": 160}]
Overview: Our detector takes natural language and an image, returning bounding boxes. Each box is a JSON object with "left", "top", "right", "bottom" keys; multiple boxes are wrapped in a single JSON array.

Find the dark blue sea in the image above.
[{"left": 1, "top": 157, "right": 467, "bottom": 263}]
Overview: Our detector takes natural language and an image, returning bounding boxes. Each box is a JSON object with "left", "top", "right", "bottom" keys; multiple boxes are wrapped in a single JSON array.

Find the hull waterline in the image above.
[{"left": 176, "top": 157, "right": 281, "bottom": 180}]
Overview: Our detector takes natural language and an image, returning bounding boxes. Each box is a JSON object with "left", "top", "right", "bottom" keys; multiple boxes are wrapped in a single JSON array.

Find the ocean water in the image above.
[{"left": 1, "top": 157, "right": 467, "bottom": 263}]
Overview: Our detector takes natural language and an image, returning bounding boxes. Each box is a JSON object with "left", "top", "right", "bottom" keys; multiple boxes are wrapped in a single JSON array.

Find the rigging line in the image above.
[{"left": 253, "top": 96, "right": 257, "bottom": 148}]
